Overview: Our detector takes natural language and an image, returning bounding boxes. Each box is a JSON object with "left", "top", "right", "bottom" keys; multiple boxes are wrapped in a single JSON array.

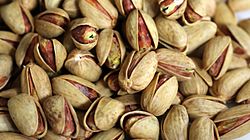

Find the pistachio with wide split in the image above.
[
  {"left": 120, "top": 111, "right": 159, "bottom": 140},
  {"left": 83, "top": 97, "right": 125, "bottom": 132},
  {"left": 0, "top": 132, "right": 37, "bottom": 140},
  {"left": 115, "top": 94, "right": 141, "bottom": 113},
  {"left": 236, "top": 80, "right": 250, "bottom": 104},
  {"left": 158, "top": 0, "right": 187, "bottom": 19},
  {"left": 115, "top": 0, "right": 143, "bottom": 16},
  {"left": 79, "top": 0, "right": 118, "bottom": 29},
  {"left": 62, "top": 0, "right": 80, "bottom": 18},
  {"left": 0, "top": 31, "right": 20, "bottom": 56},
  {"left": 90, "top": 127, "right": 124, "bottom": 140},
  {"left": 8, "top": 94, "right": 47, "bottom": 138},
  {"left": 0, "top": 0, "right": 34, "bottom": 34},
  {"left": 0, "top": 54, "right": 13, "bottom": 90},
  {"left": 96, "top": 29, "right": 126, "bottom": 69}
]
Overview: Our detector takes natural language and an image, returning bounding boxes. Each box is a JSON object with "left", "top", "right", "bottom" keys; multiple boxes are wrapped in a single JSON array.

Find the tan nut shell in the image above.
[
  {"left": 90, "top": 127, "right": 124, "bottom": 140},
  {"left": 0, "top": 132, "right": 37, "bottom": 140},
  {"left": 188, "top": 0, "right": 216, "bottom": 17},
  {"left": 214, "top": 2, "right": 237, "bottom": 26},
  {"left": 40, "top": 0, "right": 63, "bottom": 9},
  {"left": 228, "top": 54, "right": 248, "bottom": 70},
  {"left": 239, "top": 19, "right": 250, "bottom": 36},
  {"left": 115, "top": 94, "right": 141, "bottom": 112},
  {"left": 0, "top": 31, "right": 20, "bottom": 56},
  {"left": 0, "top": 109, "right": 17, "bottom": 132},
  {"left": 0, "top": 54, "right": 12, "bottom": 90},
  {"left": 142, "top": 0, "right": 159, "bottom": 18},
  {"left": 158, "top": 0, "right": 187, "bottom": 19},
  {"left": 228, "top": 0, "right": 250, "bottom": 12},
  {"left": 42, "top": 130, "right": 70, "bottom": 140},
  {"left": 236, "top": 80, "right": 250, "bottom": 103},
  {"left": 115, "top": 0, "right": 143, "bottom": 16},
  {"left": 62, "top": 0, "right": 80, "bottom": 18}
]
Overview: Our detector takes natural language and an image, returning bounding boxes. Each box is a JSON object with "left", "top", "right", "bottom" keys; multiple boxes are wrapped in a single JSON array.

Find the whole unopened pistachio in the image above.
[
  {"left": 0, "top": 0, "right": 34, "bottom": 34},
  {"left": 42, "top": 130, "right": 71, "bottom": 140},
  {"left": 115, "top": 94, "right": 141, "bottom": 112},
  {"left": 90, "top": 127, "right": 124, "bottom": 140},
  {"left": 228, "top": 0, "right": 250, "bottom": 12},
  {"left": 239, "top": 19, "right": 250, "bottom": 36},
  {"left": 161, "top": 105, "right": 189, "bottom": 140},
  {"left": 158, "top": 0, "right": 187, "bottom": 19},
  {"left": 236, "top": 80, "right": 250, "bottom": 104},
  {"left": 62, "top": 0, "right": 80, "bottom": 18},
  {"left": 118, "top": 50, "right": 157, "bottom": 94},
  {"left": 126, "top": 9, "right": 158, "bottom": 50},
  {"left": 0, "top": 54, "right": 13, "bottom": 90},
  {"left": 8, "top": 94, "right": 47, "bottom": 138},
  {"left": 114, "top": 0, "right": 143, "bottom": 16},
  {"left": 39, "top": 0, "right": 63, "bottom": 10},
  {"left": 120, "top": 111, "right": 159, "bottom": 140},
  {"left": 0, "top": 31, "right": 20, "bottom": 56},
  {"left": 79, "top": 0, "right": 118, "bottom": 29},
  {"left": 0, "top": 132, "right": 37, "bottom": 140},
  {"left": 83, "top": 97, "right": 125, "bottom": 132}
]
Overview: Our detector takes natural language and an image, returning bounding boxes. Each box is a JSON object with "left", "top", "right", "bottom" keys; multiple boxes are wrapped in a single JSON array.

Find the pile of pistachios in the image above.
[{"left": 0, "top": 0, "right": 250, "bottom": 139}]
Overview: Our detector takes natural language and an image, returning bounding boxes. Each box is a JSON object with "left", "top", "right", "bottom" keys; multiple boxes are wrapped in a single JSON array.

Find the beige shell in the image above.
[
  {"left": 142, "top": 0, "right": 159, "bottom": 18},
  {"left": 0, "top": 0, "right": 34, "bottom": 34},
  {"left": 0, "top": 31, "right": 20, "bottom": 56},
  {"left": 115, "top": 0, "right": 143, "bottom": 16},
  {"left": 8, "top": 94, "right": 47, "bottom": 138},
  {"left": 125, "top": 9, "right": 158, "bottom": 51},
  {"left": 0, "top": 132, "right": 37, "bottom": 140},
  {"left": 39, "top": 0, "right": 63, "bottom": 9},
  {"left": 236, "top": 80, "right": 250, "bottom": 103},
  {"left": 19, "top": 0, "right": 38, "bottom": 11},
  {"left": 62, "top": 30, "right": 75, "bottom": 53},
  {"left": 95, "top": 80, "right": 114, "bottom": 97},
  {"left": 90, "top": 127, "right": 124, "bottom": 140},
  {"left": 228, "top": 0, "right": 250, "bottom": 12},
  {"left": 141, "top": 73, "right": 178, "bottom": 116},
  {"left": 158, "top": 0, "right": 187, "bottom": 19},
  {"left": 0, "top": 54, "right": 13, "bottom": 90},
  {"left": 161, "top": 105, "right": 189, "bottom": 140},
  {"left": 0, "top": 109, "right": 17, "bottom": 132},
  {"left": 214, "top": 2, "right": 237, "bottom": 27},
  {"left": 41, "top": 130, "right": 70, "bottom": 140},
  {"left": 188, "top": 0, "right": 216, "bottom": 17},
  {"left": 65, "top": 49, "right": 102, "bottom": 82},
  {"left": 79, "top": 0, "right": 118, "bottom": 29},
  {"left": 228, "top": 54, "right": 248, "bottom": 70},
  {"left": 239, "top": 19, "right": 250, "bottom": 36},
  {"left": 115, "top": 94, "right": 141, "bottom": 112},
  {"left": 182, "top": 95, "right": 227, "bottom": 119},
  {"left": 155, "top": 16, "right": 187, "bottom": 52},
  {"left": 118, "top": 50, "right": 158, "bottom": 94},
  {"left": 62, "top": 0, "right": 80, "bottom": 18}
]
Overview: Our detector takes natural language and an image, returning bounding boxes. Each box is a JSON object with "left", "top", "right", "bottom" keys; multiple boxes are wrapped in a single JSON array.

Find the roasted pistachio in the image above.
[
  {"left": 39, "top": 0, "right": 63, "bottom": 10},
  {"left": 42, "top": 130, "right": 71, "bottom": 140},
  {"left": 19, "top": 0, "right": 38, "bottom": 11},
  {"left": 0, "top": 132, "right": 37, "bottom": 140},
  {"left": 0, "top": 54, "right": 13, "bottom": 90},
  {"left": 62, "top": 0, "right": 80, "bottom": 18},
  {"left": 228, "top": 0, "right": 250, "bottom": 12},
  {"left": 75, "top": 111, "right": 93, "bottom": 140},
  {"left": 115, "top": 94, "right": 141, "bottom": 112},
  {"left": 0, "top": 108, "right": 17, "bottom": 132},
  {"left": 158, "top": 0, "right": 187, "bottom": 19},
  {"left": 228, "top": 54, "right": 248, "bottom": 70},
  {"left": 0, "top": 31, "right": 20, "bottom": 56},
  {"left": 236, "top": 80, "right": 250, "bottom": 104},
  {"left": 214, "top": 2, "right": 237, "bottom": 27},
  {"left": 104, "top": 70, "right": 120, "bottom": 92},
  {"left": 95, "top": 80, "right": 113, "bottom": 97},
  {"left": 239, "top": 19, "right": 250, "bottom": 36},
  {"left": 90, "top": 127, "right": 124, "bottom": 140},
  {"left": 114, "top": 0, "right": 143, "bottom": 16},
  {"left": 142, "top": 0, "right": 159, "bottom": 18}
]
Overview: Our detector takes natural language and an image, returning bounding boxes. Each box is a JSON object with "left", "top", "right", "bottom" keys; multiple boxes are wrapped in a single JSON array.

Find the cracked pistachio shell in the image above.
[
  {"left": 156, "top": 48, "right": 195, "bottom": 81},
  {"left": 228, "top": 0, "right": 250, "bottom": 12},
  {"left": 158, "top": 0, "right": 187, "bottom": 19},
  {"left": 161, "top": 105, "right": 189, "bottom": 140},
  {"left": 118, "top": 50, "right": 157, "bottom": 94},
  {"left": 114, "top": 0, "right": 143, "bottom": 16},
  {"left": 141, "top": 73, "right": 178, "bottom": 116},
  {"left": 39, "top": 0, "right": 63, "bottom": 10},
  {"left": 104, "top": 70, "right": 120, "bottom": 92},
  {"left": 126, "top": 9, "right": 158, "bottom": 51},
  {"left": 182, "top": 95, "right": 227, "bottom": 119},
  {"left": 239, "top": 19, "right": 250, "bottom": 36},
  {"left": 35, "top": 8, "right": 70, "bottom": 38},
  {"left": 236, "top": 80, "right": 250, "bottom": 103},
  {"left": 42, "top": 130, "right": 71, "bottom": 140},
  {"left": 142, "top": 0, "right": 159, "bottom": 18},
  {"left": 155, "top": 16, "right": 187, "bottom": 52},
  {"left": 185, "top": 21, "right": 217, "bottom": 54},
  {"left": 210, "top": 68, "right": 250, "bottom": 102},
  {"left": 65, "top": 49, "right": 102, "bottom": 82},
  {"left": 8, "top": 94, "right": 47, "bottom": 138},
  {"left": 214, "top": 2, "right": 237, "bottom": 27},
  {"left": 43, "top": 95, "right": 79, "bottom": 138},
  {"left": 214, "top": 104, "right": 250, "bottom": 140},
  {"left": 83, "top": 97, "right": 125, "bottom": 132},
  {"left": 75, "top": 111, "right": 93, "bottom": 139},
  {"left": 0, "top": 31, "right": 20, "bottom": 56},
  {"left": 15, "top": 33, "right": 38, "bottom": 67},
  {"left": 0, "top": 109, "right": 17, "bottom": 132},
  {"left": 115, "top": 94, "right": 141, "bottom": 112},
  {"left": 62, "top": 0, "right": 80, "bottom": 18},
  {"left": 52, "top": 74, "right": 101, "bottom": 110},
  {"left": 34, "top": 37, "right": 67, "bottom": 73},
  {"left": 0, "top": 0, "right": 34, "bottom": 34},
  {"left": 19, "top": 0, "right": 38, "bottom": 11},
  {"left": 21, "top": 63, "right": 52, "bottom": 102},
  {"left": 120, "top": 111, "right": 159, "bottom": 140},
  {"left": 189, "top": 117, "right": 220, "bottom": 140},
  {"left": 0, "top": 54, "right": 13, "bottom": 90},
  {"left": 0, "top": 132, "right": 37, "bottom": 140},
  {"left": 228, "top": 54, "right": 248, "bottom": 70},
  {"left": 202, "top": 36, "right": 233, "bottom": 80},
  {"left": 90, "top": 127, "right": 124, "bottom": 140},
  {"left": 70, "top": 18, "right": 99, "bottom": 51},
  {"left": 79, "top": 0, "right": 118, "bottom": 29}
]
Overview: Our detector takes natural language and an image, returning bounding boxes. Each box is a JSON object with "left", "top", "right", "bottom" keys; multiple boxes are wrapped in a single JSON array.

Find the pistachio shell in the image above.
[
  {"left": 0, "top": 132, "right": 37, "bottom": 140},
  {"left": 161, "top": 105, "right": 189, "bottom": 140},
  {"left": 115, "top": 0, "right": 143, "bottom": 16},
  {"left": 239, "top": 19, "right": 250, "bottom": 36},
  {"left": 228, "top": 0, "right": 250, "bottom": 12},
  {"left": 19, "top": 0, "right": 37, "bottom": 11},
  {"left": 115, "top": 94, "right": 141, "bottom": 112},
  {"left": 236, "top": 80, "right": 250, "bottom": 103},
  {"left": 0, "top": 31, "right": 20, "bottom": 56},
  {"left": 62, "top": 30, "right": 75, "bottom": 53},
  {"left": 62, "top": 0, "right": 80, "bottom": 18},
  {"left": 188, "top": 0, "right": 216, "bottom": 17},
  {"left": 142, "top": 0, "right": 159, "bottom": 18},
  {"left": 228, "top": 54, "right": 248, "bottom": 70},
  {"left": 158, "top": 0, "right": 187, "bottom": 19},
  {"left": 95, "top": 80, "right": 113, "bottom": 97},
  {"left": 40, "top": 0, "right": 63, "bottom": 10},
  {"left": 42, "top": 130, "right": 71, "bottom": 140},
  {"left": 0, "top": 110, "right": 17, "bottom": 132},
  {"left": 104, "top": 70, "right": 121, "bottom": 92},
  {"left": 90, "top": 128, "right": 124, "bottom": 140},
  {"left": 0, "top": 54, "right": 12, "bottom": 90}
]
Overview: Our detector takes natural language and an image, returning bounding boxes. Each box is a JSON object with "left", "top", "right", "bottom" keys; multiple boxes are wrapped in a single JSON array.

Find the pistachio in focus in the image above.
[
  {"left": 104, "top": 70, "right": 121, "bottom": 92},
  {"left": 0, "top": 54, "right": 13, "bottom": 90},
  {"left": 0, "top": 31, "right": 20, "bottom": 56},
  {"left": 115, "top": 0, "right": 143, "bottom": 16},
  {"left": 158, "top": 0, "right": 187, "bottom": 19},
  {"left": 115, "top": 94, "right": 141, "bottom": 113}
]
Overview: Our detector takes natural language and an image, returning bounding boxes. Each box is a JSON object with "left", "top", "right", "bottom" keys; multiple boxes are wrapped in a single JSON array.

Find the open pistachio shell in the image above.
[
  {"left": 79, "top": 0, "right": 118, "bottom": 29},
  {"left": 125, "top": 9, "right": 158, "bottom": 51},
  {"left": 214, "top": 2, "right": 237, "bottom": 27},
  {"left": 95, "top": 80, "right": 113, "bottom": 97},
  {"left": 155, "top": 16, "right": 187, "bottom": 52},
  {"left": 239, "top": 19, "right": 250, "bottom": 36},
  {"left": 115, "top": 0, "right": 143, "bottom": 16},
  {"left": 236, "top": 80, "right": 250, "bottom": 103},
  {"left": 39, "top": 0, "right": 63, "bottom": 10},
  {"left": 189, "top": 117, "right": 220, "bottom": 140},
  {"left": 158, "top": 0, "right": 187, "bottom": 19},
  {"left": 120, "top": 111, "right": 159, "bottom": 140},
  {"left": 62, "top": 0, "right": 80, "bottom": 18},
  {"left": 214, "top": 104, "right": 250, "bottom": 140},
  {"left": 8, "top": 94, "right": 47, "bottom": 138},
  {"left": 182, "top": 95, "right": 227, "bottom": 119},
  {"left": 42, "top": 130, "right": 71, "bottom": 140},
  {"left": 118, "top": 50, "right": 157, "bottom": 94},
  {"left": 90, "top": 127, "right": 124, "bottom": 140},
  {"left": 228, "top": 0, "right": 250, "bottom": 12},
  {"left": 0, "top": 31, "right": 20, "bottom": 56},
  {"left": 161, "top": 105, "right": 189, "bottom": 140},
  {"left": 0, "top": 132, "right": 37, "bottom": 140},
  {"left": 115, "top": 94, "right": 141, "bottom": 112},
  {"left": 210, "top": 68, "right": 250, "bottom": 102},
  {"left": 141, "top": 73, "right": 178, "bottom": 116},
  {"left": 228, "top": 54, "right": 248, "bottom": 70},
  {"left": 96, "top": 29, "right": 126, "bottom": 69},
  {"left": 0, "top": 0, "right": 34, "bottom": 34},
  {"left": 104, "top": 70, "right": 120, "bottom": 92},
  {"left": 83, "top": 97, "right": 125, "bottom": 132},
  {"left": 0, "top": 54, "right": 13, "bottom": 90}
]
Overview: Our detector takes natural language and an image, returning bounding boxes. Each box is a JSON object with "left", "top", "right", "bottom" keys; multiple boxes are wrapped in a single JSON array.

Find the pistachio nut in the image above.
[
  {"left": 41, "top": 130, "right": 71, "bottom": 140},
  {"left": 39, "top": 0, "right": 63, "bottom": 10},
  {"left": 52, "top": 74, "right": 101, "bottom": 110},
  {"left": 95, "top": 80, "right": 113, "bottom": 97},
  {"left": 0, "top": 132, "right": 37, "bottom": 140},
  {"left": 0, "top": 108, "right": 17, "bottom": 132},
  {"left": 65, "top": 49, "right": 102, "bottom": 82},
  {"left": 118, "top": 50, "right": 157, "bottom": 94},
  {"left": 210, "top": 68, "right": 250, "bottom": 102},
  {"left": 158, "top": 0, "right": 187, "bottom": 19},
  {"left": 0, "top": 54, "right": 13, "bottom": 90},
  {"left": 155, "top": 16, "right": 187, "bottom": 52},
  {"left": 35, "top": 8, "right": 70, "bottom": 38},
  {"left": 75, "top": 111, "right": 93, "bottom": 139},
  {"left": 202, "top": 36, "right": 233, "bottom": 80},
  {"left": 62, "top": 0, "right": 80, "bottom": 18},
  {"left": 228, "top": 54, "right": 248, "bottom": 70},
  {"left": 156, "top": 48, "right": 195, "bottom": 81},
  {"left": 83, "top": 97, "right": 125, "bottom": 132},
  {"left": 19, "top": 0, "right": 38, "bottom": 11},
  {"left": 115, "top": 94, "right": 141, "bottom": 112},
  {"left": 182, "top": 95, "right": 227, "bottom": 119},
  {"left": 185, "top": 21, "right": 217, "bottom": 54},
  {"left": 142, "top": 0, "right": 160, "bottom": 18},
  {"left": 104, "top": 70, "right": 120, "bottom": 92},
  {"left": 172, "top": 92, "right": 184, "bottom": 105},
  {"left": 0, "top": 0, "right": 34, "bottom": 34},
  {"left": 96, "top": 29, "right": 126, "bottom": 69},
  {"left": 141, "top": 73, "right": 178, "bottom": 116},
  {"left": 189, "top": 117, "right": 220, "bottom": 140},
  {"left": 15, "top": 33, "right": 39, "bottom": 67},
  {"left": 90, "top": 127, "right": 124, "bottom": 140},
  {"left": 8, "top": 94, "right": 47, "bottom": 138},
  {"left": 0, "top": 88, "right": 18, "bottom": 107},
  {"left": 63, "top": 30, "right": 75, "bottom": 53},
  {"left": 0, "top": 31, "right": 20, "bottom": 56},
  {"left": 79, "top": 0, "right": 118, "bottom": 29},
  {"left": 228, "top": 0, "right": 250, "bottom": 12},
  {"left": 161, "top": 105, "right": 189, "bottom": 140},
  {"left": 33, "top": 37, "right": 67, "bottom": 73},
  {"left": 239, "top": 19, "right": 250, "bottom": 36},
  {"left": 43, "top": 95, "right": 79, "bottom": 138},
  {"left": 214, "top": 104, "right": 250, "bottom": 140},
  {"left": 120, "top": 111, "right": 159, "bottom": 140},
  {"left": 114, "top": 0, "right": 143, "bottom": 16},
  {"left": 236, "top": 80, "right": 250, "bottom": 104},
  {"left": 125, "top": 9, "right": 158, "bottom": 51}
]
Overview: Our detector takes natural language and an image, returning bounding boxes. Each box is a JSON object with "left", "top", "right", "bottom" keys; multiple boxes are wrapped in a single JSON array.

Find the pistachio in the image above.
[
  {"left": 142, "top": 0, "right": 160, "bottom": 18},
  {"left": 228, "top": 54, "right": 248, "bottom": 70},
  {"left": 75, "top": 111, "right": 93, "bottom": 139},
  {"left": 0, "top": 31, "right": 20, "bottom": 56},
  {"left": 104, "top": 70, "right": 120, "bottom": 92},
  {"left": 0, "top": 108, "right": 17, "bottom": 132},
  {"left": 158, "top": 0, "right": 187, "bottom": 19},
  {"left": 228, "top": 0, "right": 250, "bottom": 12},
  {"left": 90, "top": 128, "right": 124, "bottom": 140},
  {"left": 39, "top": 0, "right": 63, "bottom": 10},
  {"left": 214, "top": 2, "right": 237, "bottom": 27},
  {"left": 42, "top": 130, "right": 71, "bottom": 140},
  {"left": 236, "top": 80, "right": 250, "bottom": 104},
  {"left": 0, "top": 54, "right": 13, "bottom": 90},
  {"left": 62, "top": 0, "right": 80, "bottom": 18},
  {"left": 19, "top": 0, "right": 38, "bottom": 11},
  {"left": 115, "top": 94, "right": 141, "bottom": 113},
  {"left": 115, "top": 0, "right": 143, "bottom": 16},
  {"left": 172, "top": 92, "right": 184, "bottom": 105},
  {"left": 239, "top": 19, "right": 250, "bottom": 36},
  {"left": 0, "top": 132, "right": 37, "bottom": 140}
]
